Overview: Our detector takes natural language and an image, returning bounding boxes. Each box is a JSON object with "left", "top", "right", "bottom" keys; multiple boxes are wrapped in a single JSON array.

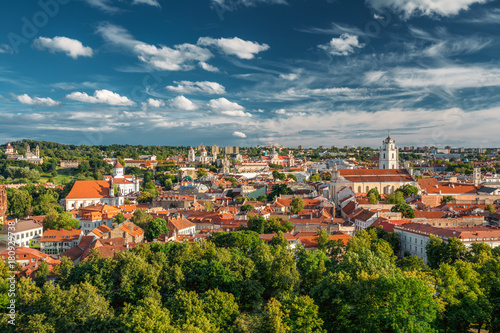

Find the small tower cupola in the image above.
[{"left": 113, "top": 160, "right": 124, "bottom": 178}]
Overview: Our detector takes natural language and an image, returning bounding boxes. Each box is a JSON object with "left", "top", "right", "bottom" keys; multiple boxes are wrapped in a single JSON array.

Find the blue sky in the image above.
[{"left": 1, "top": 0, "right": 500, "bottom": 148}]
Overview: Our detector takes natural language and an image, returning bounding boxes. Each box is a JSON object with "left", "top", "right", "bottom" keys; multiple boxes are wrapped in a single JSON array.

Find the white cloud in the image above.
[
  {"left": 233, "top": 131, "right": 247, "bottom": 138},
  {"left": 33, "top": 37, "right": 93, "bottom": 59},
  {"left": 85, "top": 0, "right": 160, "bottom": 11},
  {"left": 208, "top": 97, "right": 252, "bottom": 117},
  {"left": 166, "top": 81, "right": 226, "bottom": 94},
  {"left": 198, "top": 36, "right": 269, "bottom": 59},
  {"left": 275, "top": 108, "right": 286, "bottom": 114},
  {"left": 212, "top": 0, "right": 287, "bottom": 10},
  {"left": 146, "top": 98, "right": 166, "bottom": 107},
  {"left": 132, "top": 0, "right": 160, "bottom": 7},
  {"left": 222, "top": 110, "right": 253, "bottom": 117},
  {"left": 0, "top": 44, "right": 12, "bottom": 54},
  {"left": 66, "top": 89, "right": 135, "bottom": 106},
  {"left": 97, "top": 23, "right": 215, "bottom": 71},
  {"left": 279, "top": 73, "right": 298, "bottom": 81},
  {"left": 134, "top": 43, "right": 212, "bottom": 71},
  {"left": 199, "top": 61, "right": 219, "bottom": 72},
  {"left": 170, "top": 95, "right": 197, "bottom": 110},
  {"left": 366, "top": 0, "right": 487, "bottom": 18},
  {"left": 365, "top": 66, "right": 500, "bottom": 90},
  {"left": 319, "top": 34, "right": 365, "bottom": 56},
  {"left": 14, "top": 94, "right": 61, "bottom": 107}
]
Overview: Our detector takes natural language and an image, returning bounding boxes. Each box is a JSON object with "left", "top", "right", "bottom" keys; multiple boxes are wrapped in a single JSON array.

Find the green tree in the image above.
[
  {"left": 310, "top": 173, "right": 321, "bottom": 182},
  {"left": 145, "top": 218, "right": 170, "bottom": 241},
  {"left": 262, "top": 298, "right": 290, "bottom": 333},
  {"left": 367, "top": 188, "right": 381, "bottom": 201},
  {"left": 43, "top": 210, "right": 80, "bottom": 231},
  {"left": 391, "top": 202, "right": 415, "bottom": 218},
  {"left": 485, "top": 204, "right": 496, "bottom": 214},
  {"left": 441, "top": 195, "right": 456, "bottom": 205},
  {"left": 241, "top": 204, "right": 255, "bottom": 212},
  {"left": 290, "top": 196, "right": 305, "bottom": 215},
  {"left": 113, "top": 213, "right": 125, "bottom": 224},
  {"left": 119, "top": 297, "right": 178, "bottom": 333},
  {"left": 131, "top": 209, "right": 153, "bottom": 229},
  {"left": 8, "top": 188, "right": 32, "bottom": 218},
  {"left": 197, "top": 168, "right": 208, "bottom": 179},
  {"left": 368, "top": 192, "right": 378, "bottom": 204}
]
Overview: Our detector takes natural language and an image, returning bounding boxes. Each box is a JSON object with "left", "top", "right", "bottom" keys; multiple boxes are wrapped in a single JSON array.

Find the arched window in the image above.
[
  {"left": 366, "top": 186, "right": 369, "bottom": 192},
  {"left": 392, "top": 153, "right": 394, "bottom": 159},
  {"left": 383, "top": 153, "right": 386, "bottom": 159},
  {"left": 358, "top": 186, "right": 361, "bottom": 193}
]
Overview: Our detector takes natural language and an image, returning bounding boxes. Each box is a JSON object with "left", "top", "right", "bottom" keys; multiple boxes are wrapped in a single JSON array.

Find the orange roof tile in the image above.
[{"left": 66, "top": 180, "right": 110, "bottom": 199}]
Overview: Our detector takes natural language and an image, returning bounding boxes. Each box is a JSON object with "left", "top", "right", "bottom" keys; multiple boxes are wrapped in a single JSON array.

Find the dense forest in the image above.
[{"left": 1, "top": 226, "right": 500, "bottom": 332}]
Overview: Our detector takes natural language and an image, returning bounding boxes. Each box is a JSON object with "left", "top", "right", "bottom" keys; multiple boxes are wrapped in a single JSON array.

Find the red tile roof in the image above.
[
  {"left": 66, "top": 180, "right": 111, "bottom": 199},
  {"left": 40, "top": 229, "right": 83, "bottom": 243}
]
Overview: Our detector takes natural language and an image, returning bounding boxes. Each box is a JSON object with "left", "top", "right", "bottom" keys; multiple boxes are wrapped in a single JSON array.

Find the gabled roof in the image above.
[{"left": 168, "top": 216, "right": 196, "bottom": 232}]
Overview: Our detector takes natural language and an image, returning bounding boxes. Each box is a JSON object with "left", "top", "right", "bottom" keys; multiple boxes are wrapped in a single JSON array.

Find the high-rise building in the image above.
[
  {"left": 211, "top": 145, "right": 219, "bottom": 155},
  {"left": 225, "top": 146, "right": 239, "bottom": 154}
]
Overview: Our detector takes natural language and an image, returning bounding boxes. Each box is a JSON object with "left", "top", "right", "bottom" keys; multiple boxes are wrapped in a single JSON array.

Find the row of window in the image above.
[{"left": 16, "top": 229, "right": 42, "bottom": 240}]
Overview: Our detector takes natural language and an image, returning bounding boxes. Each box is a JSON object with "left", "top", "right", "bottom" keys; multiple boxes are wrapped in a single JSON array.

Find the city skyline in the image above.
[{"left": 1, "top": 0, "right": 500, "bottom": 147}]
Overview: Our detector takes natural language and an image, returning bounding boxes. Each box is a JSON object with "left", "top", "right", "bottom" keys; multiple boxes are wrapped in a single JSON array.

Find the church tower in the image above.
[
  {"left": 379, "top": 131, "right": 399, "bottom": 169},
  {"left": 35, "top": 145, "right": 40, "bottom": 158},
  {"left": 188, "top": 147, "right": 196, "bottom": 163},
  {"left": 473, "top": 167, "right": 481, "bottom": 186}
]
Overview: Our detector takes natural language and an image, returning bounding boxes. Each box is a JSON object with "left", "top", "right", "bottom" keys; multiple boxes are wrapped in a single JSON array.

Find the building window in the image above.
[
  {"left": 383, "top": 153, "right": 386, "bottom": 159},
  {"left": 366, "top": 186, "right": 369, "bottom": 192}
]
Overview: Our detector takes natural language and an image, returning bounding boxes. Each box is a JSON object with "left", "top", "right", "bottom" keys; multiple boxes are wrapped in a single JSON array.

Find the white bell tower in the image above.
[
  {"left": 379, "top": 131, "right": 399, "bottom": 169},
  {"left": 188, "top": 147, "right": 196, "bottom": 163}
]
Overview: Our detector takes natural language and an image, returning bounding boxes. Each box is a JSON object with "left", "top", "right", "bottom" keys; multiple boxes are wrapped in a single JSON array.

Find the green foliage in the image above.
[
  {"left": 440, "top": 195, "right": 456, "bottom": 205},
  {"left": 43, "top": 210, "right": 80, "bottom": 231},
  {"left": 145, "top": 218, "right": 170, "bottom": 241},
  {"left": 112, "top": 212, "right": 125, "bottom": 224},
  {"left": 391, "top": 202, "right": 415, "bottom": 218},
  {"left": 246, "top": 215, "right": 291, "bottom": 234},
  {"left": 426, "top": 235, "right": 468, "bottom": 269},
  {"left": 485, "top": 204, "right": 496, "bottom": 213},
  {"left": 290, "top": 196, "right": 304, "bottom": 214},
  {"left": 310, "top": 173, "right": 321, "bottom": 182},
  {"left": 267, "top": 184, "right": 293, "bottom": 201},
  {"left": 396, "top": 184, "right": 419, "bottom": 197},
  {"left": 240, "top": 204, "right": 255, "bottom": 212},
  {"left": 367, "top": 188, "right": 381, "bottom": 201}
]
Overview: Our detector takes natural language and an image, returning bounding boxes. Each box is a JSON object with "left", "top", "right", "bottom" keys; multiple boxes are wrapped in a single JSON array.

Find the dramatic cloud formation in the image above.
[
  {"left": 170, "top": 95, "right": 197, "bottom": 110},
  {"left": 14, "top": 94, "right": 61, "bottom": 107},
  {"left": 66, "top": 89, "right": 135, "bottom": 106},
  {"left": 198, "top": 37, "right": 270, "bottom": 59},
  {"left": 366, "top": 0, "right": 487, "bottom": 18},
  {"left": 33, "top": 37, "right": 93, "bottom": 59},
  {"left": 319, "top": 34, "right": 365, "bottom": 56},
  {"left": 166, "top": 81, "right": 226, "bottom": 95}
]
